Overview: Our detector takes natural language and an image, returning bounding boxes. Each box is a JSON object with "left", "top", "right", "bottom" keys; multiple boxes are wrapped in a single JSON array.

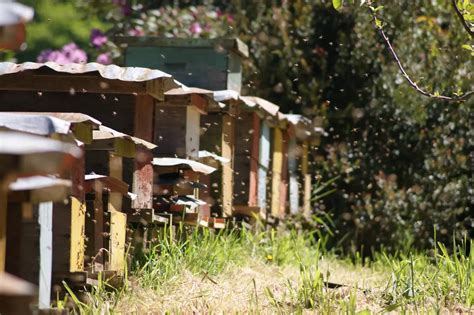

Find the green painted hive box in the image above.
[{"left": 116, "top": 37, "right": 249, "bottom": 93}]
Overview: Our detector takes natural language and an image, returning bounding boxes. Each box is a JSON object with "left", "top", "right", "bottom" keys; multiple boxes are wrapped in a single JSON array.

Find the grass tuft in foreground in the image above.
[{"left": 66, "top": 225, "right": 473, "bottom": 314}]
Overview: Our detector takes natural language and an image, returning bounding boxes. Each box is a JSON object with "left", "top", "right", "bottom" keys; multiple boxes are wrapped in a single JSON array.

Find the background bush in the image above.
[{"left": 16, "top": 0, "right": 473, "bottom": 255}]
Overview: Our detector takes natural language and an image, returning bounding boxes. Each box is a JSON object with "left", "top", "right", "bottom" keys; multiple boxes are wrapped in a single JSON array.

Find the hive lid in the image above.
[{"left": 152, "top": 157, "right": 216, "bottom": 175}]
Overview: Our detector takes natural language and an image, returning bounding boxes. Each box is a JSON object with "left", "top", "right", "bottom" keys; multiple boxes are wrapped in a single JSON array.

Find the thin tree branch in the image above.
[
  {"left": 369, "top": 9, "right": 473, "bottom": 102},
  {"left": 451, "top": 0, "right": 474, "bottom": 38}
]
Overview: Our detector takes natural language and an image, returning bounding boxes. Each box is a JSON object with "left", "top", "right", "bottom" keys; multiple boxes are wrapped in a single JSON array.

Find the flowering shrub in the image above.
[{"left": 37, "top": 42, "right": 87, "bottom": 63}]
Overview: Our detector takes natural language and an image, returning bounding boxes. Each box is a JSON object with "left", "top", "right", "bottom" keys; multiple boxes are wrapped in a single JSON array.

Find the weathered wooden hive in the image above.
[
  {"left": 83, "top": 174, "right": 133, "bottom": 281},
  {"left": 117, "top": 37, "right": 249, "bottom": 93},
  {"left": 0, "top": 131, "right": 81, "bottom": 312},
  {"left": 154, "top": 87, "right": 213, "bottom": 160},
  {"left": 152, "top": 157, "right": 217, "bottom": 227}
]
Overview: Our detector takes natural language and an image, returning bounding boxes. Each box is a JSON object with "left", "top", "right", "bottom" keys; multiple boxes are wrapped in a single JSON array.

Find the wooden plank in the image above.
[
  {"left": 69, "top": 197, "right": 85, "bottom": 272},
  {"left": 288, "top": 137, "right": 300, "bottom": 214},
  {"left": 38, "top": 201, "right": 53, "bottom": 309},
  {"left": 108, "top": 208, "right": 127, "bottom": 272},
  {"left": 271, "top": 128, "right": 283, "bottom": 217},
  {"left": 87, "top": 192, "right": 104, "bottom": 268},
  {"left": 154, "top": 105, "right": 187, "bottom": 157},
  {"left": 132, "top": 147, "right": 153, "bottom": 209},
  {"left": 279, "top": 131, "right": 289, "bottom": 218},
  {"left": 302, "top": 141, "right": 311, "bottom": 216},
  {"left": 249, "top": 112, "right": 260, "bottom": 207},
  {"left": 221, "top": 112, "right": 235, "bottom": 217},
  {"left": 71, "top": 145, "right": 85, "bottom": 200},
  {"left": 186, "top": 106, "right": 201, "bottom": 159},
  {"left": 109, "top": 153, "right": 123, "bottom": 210},
  {"left": 258, "top": 121, "right": 271, "bottom": 218},
  {"left": 0, "top": 73, "right": 152, "bottom": 95},
  {"left": 134, "top": 95, "right": 155, "bottom": 142},
  {"left": 0, "top": 186, "right": 6, "bottom": 272}
]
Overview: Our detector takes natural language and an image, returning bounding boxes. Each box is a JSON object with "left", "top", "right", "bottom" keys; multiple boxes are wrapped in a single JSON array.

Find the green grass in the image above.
[{"left": 66, "top": 225, "right": 473, "bottom": 314}]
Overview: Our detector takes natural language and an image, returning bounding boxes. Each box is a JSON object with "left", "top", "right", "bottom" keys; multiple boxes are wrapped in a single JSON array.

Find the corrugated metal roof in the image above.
[
  {"left": 0, "top": 1, "right": 34, "bottom": 26},
  {"left": 0, "top": 61, "right": 175, "bottom": 83},
  {"left": 240, "top": 96, "right": 280, "bottom": 116},
  {"left": 198, "top": 150, "right": 230, "bottom": 164},
  {"left": 9, "top": 176, "right": 71, "bottom": 191},
  {"left": 93, "top": 125, "right": 157, "bottom": 150},
  {"left": 0, "top": 131, "right": 81, "bottom": 156},
  {"left": 152, "top": 157, "right": 216, "bottom": 175},
  {"left": 165, "top": 87, "right": 213, "bottom": 97},
  {"left": 213, "top": 90, "right": 281, "bottom": 116},
  {"left": 0, "top": 113, "right": 72, "bottom": 136},
  {"left": 84, "top": 173, "right": 135, "bottom": 199},
  {"left": 285, "top": 114, "right": 326, "bottom": 136},
  {"left": 11, "top": 112, "right": 102, "bottom": 128},
  {"left": 285, "top": 114, "right": 311, "bottom": 126}
]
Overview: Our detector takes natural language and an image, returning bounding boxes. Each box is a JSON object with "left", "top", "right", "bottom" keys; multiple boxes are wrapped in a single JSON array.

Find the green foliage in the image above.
[
  {"left": 15, "top": 0, "right": 108, "bottom": 62},
  {"left": 13, "top": 1, "right": 473, "bottom": 253}
]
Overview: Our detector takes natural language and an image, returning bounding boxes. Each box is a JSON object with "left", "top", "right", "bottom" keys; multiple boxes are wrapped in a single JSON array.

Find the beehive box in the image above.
[{"left": 118, "top": 37, "right": 249, "bottom": 93}]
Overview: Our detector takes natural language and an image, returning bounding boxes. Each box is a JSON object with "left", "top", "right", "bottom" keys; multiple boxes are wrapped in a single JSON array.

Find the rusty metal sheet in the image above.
[
  {"left": 10, "top": 112, "right": 102, "bottom": 129},
  {"left": 0, "top": 131, "right": 81, "bottom": 156},
  {"left": 213, "top": 91, "right": 280, "bottom": 117},
  {"left": 93, "top": 125, "right": 157, "bottom": 150},
  {"left": 165, "top": 86, "right": 213, "bottom": 97},
  {"left": 9, "top": 176, "right": 71, "bottom": 191},
  {"left": 0, "top": 61, "right": 175, "bottom": 83},
  {"left": 0, "top": 113, "right": 72, "bottom": 136},
  {"left": 152, "top": 157, "right": 216, "bottom": 175},
  {"left": 8, "top": 176, "right": 72, "bottom": 203},
  {"left": 240, "top": 96, "right": 280, "bottom": 116},
  {"left": 84, "top": 173, "right": 131, "bottom": 197},
  {"left": 0, "top": 2, "right": 34, "bottom": 26},
  {"left": 198, "top": 150, "right": 230, "bottom": 164}
]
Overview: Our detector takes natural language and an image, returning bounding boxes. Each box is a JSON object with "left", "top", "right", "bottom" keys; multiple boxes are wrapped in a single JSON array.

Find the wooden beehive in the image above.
[
  {"left": 0, "top": 131, "right": 80, "bottom": 310},
  {"left": 199, "top": 103, "right": 237, "bottom": 218},
  {"left": 152, "top": 158, "right": 215, "bottom": 226},
  {"left": 118, "top": 37, "right": 249, "bottom": 93},
  {"left": 84, "top": 175, "right": 131, "bottom": 278},
  {"left": 154, "top": 87, "right": 212, "bottom": 159}
]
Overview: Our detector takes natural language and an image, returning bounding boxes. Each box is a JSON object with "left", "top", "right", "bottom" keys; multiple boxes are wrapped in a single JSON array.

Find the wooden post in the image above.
[
  {"left": 249, "top": 113, "right": 260, "bottom": 207},
  {"left": 302, "top": 141, "right": 312, "bottom": 216},
  {"left": 109, "top": 153, "right": 123, "bottom": 210},
  {"left": 279, "top": 131, "right": 289, "bottom": 218},
  {"left": 69, "top": 197, "right": 85, "bottom": 272},
  {"left": 134, "top": 95, "right": 154, "bottom": 142},
  {"left": 186, "top": 106, "right": 201, "bottom": 159},
  {"left": 132, "top": 147, "right": 153, "bottom": 209},
  {"left": 93, "top": 192, "right": 104, "bottom": 267},
  {"left": 221, "top": 112, "right": 235, "bottom": 217},
  {"left": 108, "top": 153, "right": 126, "bottom": 272},
  {"left": 0, "top": 183, "right": 7, "bottom": 272},
  {"left": 108, "top": 203, "right": 126, "bottom": 272},
  {"left": 288, "top": 137, "right": 299, "bottom": 214},
  {"left": 258, "top": 121, "right": 271, "bottom": 218},
  {"left": 38, "top": 202, "right": 53, "bottom": 309},
  {"left": 271, "top": 128, "right": 283, "bottom": 217}
]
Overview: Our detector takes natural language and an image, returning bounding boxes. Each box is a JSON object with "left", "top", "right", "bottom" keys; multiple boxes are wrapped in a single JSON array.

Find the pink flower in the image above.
[
  {"left": 189, "top": 22, "right": 203, "bottom": 35},
  {"left": 96, "top": 53, "right": 112, "bottom": 65},
  {"left": 61, "top": 42, "right": 87, "bottom": 63},
  {"left": 90, "top": 29, "right": 108, "bottom": 48},
  {"left": 128, "top": 27, "right": 144, "bottom": 37},
  {"left": 226, "top": 14, "right": 234, "bottom": 24},
  {"left": 37, "top": 49, "right": 54, "bottom": 63}
]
